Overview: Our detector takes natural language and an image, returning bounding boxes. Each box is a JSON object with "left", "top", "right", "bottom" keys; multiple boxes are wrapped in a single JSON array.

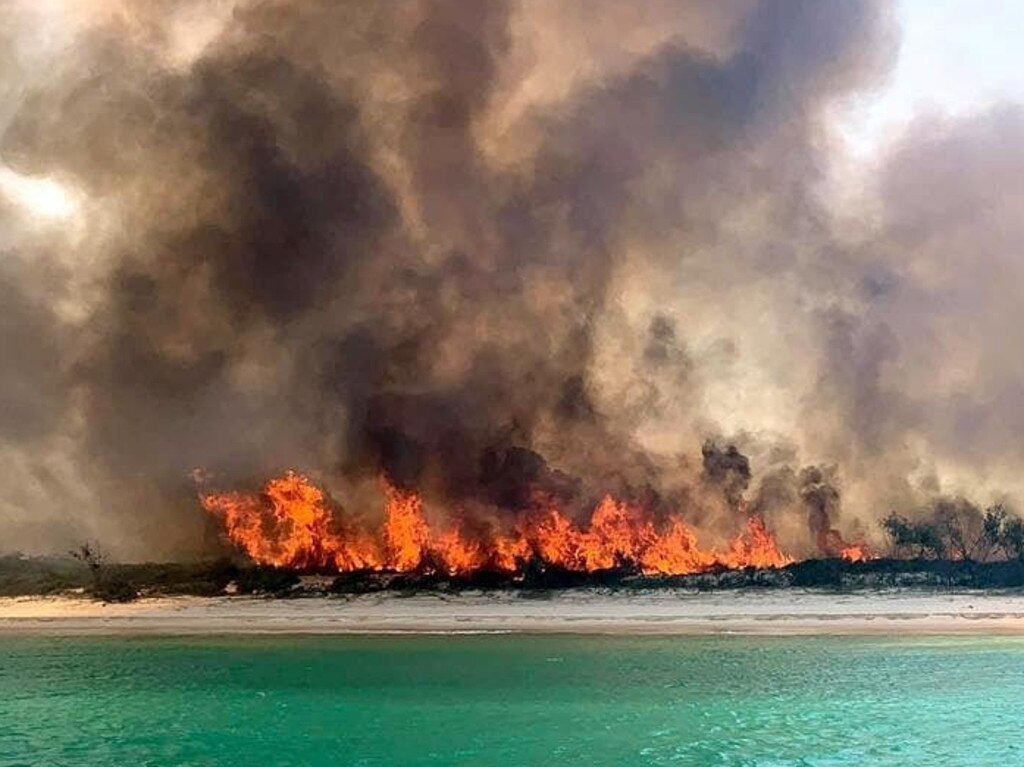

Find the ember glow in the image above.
[
  {"left": 839, "top": 543, "right": 873, "bottom": 563},
  {"left": 200, "top": 472, "right": 801, "bottom": 576}
]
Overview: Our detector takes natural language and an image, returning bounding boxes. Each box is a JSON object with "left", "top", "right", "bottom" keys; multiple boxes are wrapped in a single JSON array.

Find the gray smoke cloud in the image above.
[{"left": 0, "top": 0, "right": 1017, "bottom": 560}]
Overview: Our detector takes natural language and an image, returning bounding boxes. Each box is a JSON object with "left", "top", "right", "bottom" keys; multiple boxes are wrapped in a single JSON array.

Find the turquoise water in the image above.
[{"left": 1, "top": 634, "right": 1023, "bottom": 766}]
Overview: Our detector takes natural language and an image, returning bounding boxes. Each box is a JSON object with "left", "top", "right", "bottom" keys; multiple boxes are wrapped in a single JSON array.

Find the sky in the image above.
[{"left": 840, "top": 0, "right": 1024, "bottom": 156}]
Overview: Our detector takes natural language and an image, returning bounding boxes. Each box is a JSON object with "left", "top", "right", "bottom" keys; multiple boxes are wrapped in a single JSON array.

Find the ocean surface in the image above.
[{"left": 1, "top": 634, "right": 1022, "bottom": 766}]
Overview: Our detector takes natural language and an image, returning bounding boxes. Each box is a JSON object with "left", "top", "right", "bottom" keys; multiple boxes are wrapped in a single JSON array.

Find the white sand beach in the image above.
[{"left": 3, "top": 590, "right": 1024, "bottom": 635}]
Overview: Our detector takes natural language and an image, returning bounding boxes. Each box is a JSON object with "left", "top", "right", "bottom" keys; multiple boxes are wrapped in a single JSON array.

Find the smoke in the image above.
[
  {"left": 0, "top": 1, "right": 1018, "bottom": 560},
  {"left": 798, "top": 465, "right": 845, "bottom": 556},
  {"left": 701, "top": 441, "right": 751, "bottom": 509}
]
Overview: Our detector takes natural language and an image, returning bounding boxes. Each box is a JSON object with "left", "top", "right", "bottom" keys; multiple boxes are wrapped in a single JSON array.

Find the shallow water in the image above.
[{"left": 1, "top": 634, "right": 1022, "bottom": 766}]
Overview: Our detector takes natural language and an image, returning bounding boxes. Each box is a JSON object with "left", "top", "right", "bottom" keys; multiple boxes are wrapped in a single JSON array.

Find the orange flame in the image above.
[
  {"left": 382, "top": 482, "right": 430, "bottom": 571},
  {"left": 199, "top": 471, "right": 382, "bottom": 570},
  {"left": 818, "top": 527, "right": 873, "bottom": 563},
  {"left": 840, "top": 543, "right": 872, "bottom": 562},
  {"left": 721, "top": 516, "right": 795, "bottom": 570},
  {"left": 200, "top": 472, "right": 796, "bottom": 576}
]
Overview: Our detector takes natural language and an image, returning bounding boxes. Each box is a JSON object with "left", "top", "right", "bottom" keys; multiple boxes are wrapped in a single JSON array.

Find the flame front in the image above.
[
  {"left": 199, "top": 471, "right": 383, "bottom": 571},
  {"left": 200, "top": 472, "right": 797, "bottom": 576}
]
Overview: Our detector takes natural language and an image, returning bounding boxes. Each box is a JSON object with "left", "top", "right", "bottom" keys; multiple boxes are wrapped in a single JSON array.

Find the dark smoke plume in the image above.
[
  {"left": 798, "top": 466, "right": 844, "bottom": 557},
  {"left": 701, "top": 441, "right": 751, "bottom": 509},
  {"left": 0, "top": 1, "right": 1019, "bottom": 560}
]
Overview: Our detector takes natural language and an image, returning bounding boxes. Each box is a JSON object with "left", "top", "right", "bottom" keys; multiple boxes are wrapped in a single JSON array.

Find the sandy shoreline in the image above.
[{"left": 3, "top": 590, "right": 1024, "bottom": 636}]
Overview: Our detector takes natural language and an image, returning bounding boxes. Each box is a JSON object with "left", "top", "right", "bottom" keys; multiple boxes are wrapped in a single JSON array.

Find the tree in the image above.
[
  {"left": 69, "top": 543, "right": 105, "bottom": 588},
  {"left": 881, "top": 512, "right": 945, "bottom": 559},
  {"left": 975, "top": 505, "right": 1024, "bottom": 562},
  {"left": 1000, "top": 516, "right": 1024, "bottom": 561},
  {"left": 931, "top": 499, "right": 983, "bottom": 561},
  {"left": 884, "top": 503, "right": 1024, "bottom": 563},
  {"left": 881, "top": 513, "right": 914, "bottom": 557},
  {"left": 914, "top": 521, "right": 947, "bottom": 559},
  {"left": 980, "top": 505, "right": 1009, "bottom": 562},
  {"left": 69, "top": 542, "right": 137, "bottom": 603}
]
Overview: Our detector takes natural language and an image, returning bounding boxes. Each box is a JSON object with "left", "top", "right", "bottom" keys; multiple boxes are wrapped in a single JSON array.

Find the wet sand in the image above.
[{"left": 3, "top": 590, "right": 1024, "bottom": 635}]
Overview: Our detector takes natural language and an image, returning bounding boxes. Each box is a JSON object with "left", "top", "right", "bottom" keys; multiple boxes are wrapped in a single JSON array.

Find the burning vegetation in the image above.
[
  {"left": 196, "top": 439, "right": 1024, "bottom": 586},
  {"left": 197, "top": 436, "right": 882, "bottom": 581},
  {"left": 187, "top": 463, "right": 1024, "bottom": 596},
  {"left": 200, "top": 468, "right": 814, "bottom": 578}
]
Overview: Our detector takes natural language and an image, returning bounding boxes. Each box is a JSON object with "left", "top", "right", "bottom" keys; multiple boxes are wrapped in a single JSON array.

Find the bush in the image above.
[
  {"left": 108, "top": 560, "right": 238, "bottom": 596},
  {"left": 329, "top": 571, "right": 389, "bottom": 594},
  {"left": 234, "top": 566, "right": 300, "bottom": 595},
  {"left": 92, "top": 578, "right": 139, "bottom": 603},
  {"left": 788, "top": 558, "right": 845, "bottom": 588}
]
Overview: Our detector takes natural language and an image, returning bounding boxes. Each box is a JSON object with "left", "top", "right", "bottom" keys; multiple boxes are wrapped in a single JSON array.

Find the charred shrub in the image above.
[
  {"left": 329, "top": 570, "right": 389, "bottom": 594},
  {"left": 788, "top": 558, "right": 846, "bottom": 588},
  {"left": 234, "top": 566, "right": 300, "bottom": 595}
]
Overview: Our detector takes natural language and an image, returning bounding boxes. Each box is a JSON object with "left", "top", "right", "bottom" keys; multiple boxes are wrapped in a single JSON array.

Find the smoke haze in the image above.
[{"left": 1, "top": 1, "right": 1019, "bottom": 560}]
